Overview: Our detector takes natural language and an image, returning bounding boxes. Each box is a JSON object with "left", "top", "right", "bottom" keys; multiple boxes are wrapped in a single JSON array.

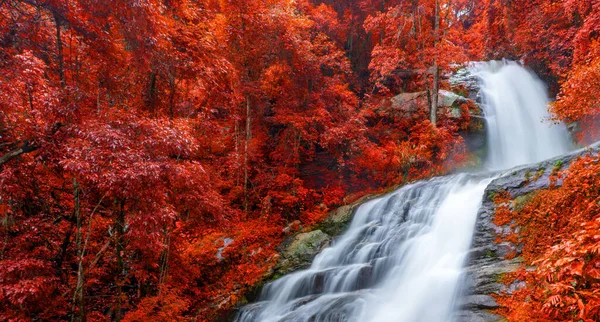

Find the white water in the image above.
[
  {"left": 236, "top": 175, "right": 491, "bottom": 322},
  {"left": 234, "top": 62, "right": 572, "bottom": 322},
  {"left": 475, "top": 61, "right": 572, "bottom": 170}
]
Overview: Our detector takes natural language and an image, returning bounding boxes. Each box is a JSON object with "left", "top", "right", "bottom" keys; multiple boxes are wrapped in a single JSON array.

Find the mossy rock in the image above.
[
  {"left": 275, "top": 230, "right": 330, "bottom": 274},
  {"left": 317, "top": 204, "right": 356, "bottom": 236}
]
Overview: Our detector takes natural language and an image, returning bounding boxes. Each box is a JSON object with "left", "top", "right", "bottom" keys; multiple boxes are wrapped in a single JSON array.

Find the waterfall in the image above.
[
  {"left": 236, "top": 175, "right": 492, "bottom": 322},
  {"left": 475, "top": 61, "right": 572, "bottom": 170},
  {"left": 234, "top": 62, "right": 573, "bottom": 322}
]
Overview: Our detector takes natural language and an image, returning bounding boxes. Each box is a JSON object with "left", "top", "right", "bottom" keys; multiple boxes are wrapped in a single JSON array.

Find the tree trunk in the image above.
[
  {"left": 243, "top": 96, "right": 251, "bottom": 215},
  {"left": 157, "top": 226, "right": 170, "bottom": 295},
  {"left": 430, "top": 0, "right": 440, "bottom": 126},
  {"left": 71, "top": 179, "right": 86, "bottom": 322},
  {"left": 114, "top": 199, "right": 125, "bottom": 322},
  {"left": 54, "top": 13, "right": 65, "bottom": 88}
]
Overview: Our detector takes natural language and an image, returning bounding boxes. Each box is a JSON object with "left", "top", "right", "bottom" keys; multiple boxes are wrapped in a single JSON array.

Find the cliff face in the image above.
[{"left": 459, "top": 141, "right": 600, "bottom": 322}]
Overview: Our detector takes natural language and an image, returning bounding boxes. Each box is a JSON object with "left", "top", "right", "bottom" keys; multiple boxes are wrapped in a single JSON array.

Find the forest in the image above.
[{"left": 1, "top": 0, "right": 599, "bottom": 321}]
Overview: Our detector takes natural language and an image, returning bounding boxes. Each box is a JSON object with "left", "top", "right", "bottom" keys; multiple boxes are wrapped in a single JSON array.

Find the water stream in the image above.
[
  {"left": 474, "top": 61, "right": 572, "bottom": 170},
  {"left": 235, "top": 61, "right": 572, "bottom": 322}
]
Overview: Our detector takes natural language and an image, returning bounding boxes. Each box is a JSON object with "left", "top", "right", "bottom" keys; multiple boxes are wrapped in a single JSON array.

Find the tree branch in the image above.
[
  {"left": 0, "top": 122, "right": 63, "bottom": 169},
  {"left": 0, "top": 141, "right": 38, "bottom": 169}
]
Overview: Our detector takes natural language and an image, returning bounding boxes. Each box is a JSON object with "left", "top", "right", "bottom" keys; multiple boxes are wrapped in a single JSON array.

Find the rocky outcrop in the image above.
[
  {"left": 272, "top": 193, "right": 381, "bottom": 276},
  {"left": 227, "top": 193, "right": 375, "bottom": 315},
  {"left": 449, "top": 67, "right": 487, "bottom": 159},
  {"left": 275, "top": 230, "right": 331, "bottom": 274},
  {"left": 378, "top": 67, "right": 487, "bottom": 158},
  {"left": 380, "top": 88, "right": 482, "bottom": 120},
  {"left": 461, "top": 141, "right": 600, "bottom": 321},
  {"left": 224, "top": 201, "right": 363, "bottom": 320},
  {"left": 450, "top": 66, "right": 482, "bottom": 103}
]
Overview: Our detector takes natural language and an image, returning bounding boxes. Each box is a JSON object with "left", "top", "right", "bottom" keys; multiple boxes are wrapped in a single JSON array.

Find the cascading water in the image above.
[
  {"left": 236, "top": 175, "right": 492, "bottom": 322},
  {"left": 475, "top": 61, "right": 572, "bottom": 170},
  {"left": 235, "top": 62, "right": 573, "bottom": 322}
]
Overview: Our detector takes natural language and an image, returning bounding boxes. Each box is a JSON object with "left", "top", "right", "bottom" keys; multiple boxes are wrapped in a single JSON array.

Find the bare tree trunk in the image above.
[
  {"left": 54, "top": 13, "right": 65, "bottom": 88},
  {"left": 430, "top": 0, "right": 440, "bottom": 126},
  {"left": 71, "top": 179, "right": 86, "bottom": 322},
  {"left": 114, "top": 199, "right": 125, "bottom": 322},
  {"left": 157, "top": 226, "right": 170, "bottom": 295},
  {"left": 168, "top": 70, "right": 176, "bottom": 120},
  {"left": 243, "top": 96, "right": 251, "bottom": 215},
  {"left": 235, "top": 120, "right": 240, "bottom": 186}
]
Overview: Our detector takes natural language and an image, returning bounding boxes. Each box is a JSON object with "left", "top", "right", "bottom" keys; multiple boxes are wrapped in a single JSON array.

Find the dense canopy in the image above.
[{"left": 1, "top": 0, "right": 599, "bottom": 321}]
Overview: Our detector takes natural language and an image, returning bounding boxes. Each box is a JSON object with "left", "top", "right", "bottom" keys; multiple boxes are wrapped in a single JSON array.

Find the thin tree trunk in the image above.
[
  {"left": 54, "top": 13, "right": 65, "bottom": 88},
  {"left": 430, "top": 0, "right": 440, "bottom": 126},
  {"left": 243, "top": 96, "right": 251, "bottom": 215},
  {"left": 169, "top": 70, "right": 176, "bottom": 120},
  {"left": 71, "top": 179, "right": 86, "bottom": 322},
  {"left": 157, "top": 226, "right": 170, "bottom": 295},
  {"left": 114, "top": 199, "right": 125, "bottom": 322},
  {"left": 235, "top": 120, "right": 240, "bottom": 186}
]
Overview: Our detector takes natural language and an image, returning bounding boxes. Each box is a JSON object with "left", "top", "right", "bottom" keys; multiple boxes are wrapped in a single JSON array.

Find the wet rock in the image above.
[
  {"left": 462, "top": 140, "right": 600, "bottom": 321},
  {"left": 453, "top": 310, "right": 505, "bottom": 322},
  {"left": 318, "top": 204, "right": 357, "bottom": 236},
  {"left": 216, "top": 237, "right": 234, "bottom": 262},
  {"left": 460, "top": 294, "right": 499, "bottom": 310},
  {"left": 439, "top": 89, "right": 471, "bottom": 109},
  {"left": 450, "top": 66, "right": 481, "bottom": 102}
]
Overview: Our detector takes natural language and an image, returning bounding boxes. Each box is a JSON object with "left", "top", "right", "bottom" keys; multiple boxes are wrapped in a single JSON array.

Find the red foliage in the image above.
[
  {"left": 493, "top": 156, "right": 600, "bottom": 321},
  {"left": 0, "top": 0, "right": 485, "bottom": 320}
]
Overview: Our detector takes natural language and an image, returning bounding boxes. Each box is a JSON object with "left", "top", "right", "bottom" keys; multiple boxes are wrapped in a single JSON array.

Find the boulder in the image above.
[
  {"left": 450, "top": 66, "right": 483, "bottom": 102},
  {"left": 275, "top": 230, "right": 331, "bottom": 274},
  {"left": 439, "top": 89, "right": 466, "bottom": 108},
  {"left": 383, "top": 91, "right": 427, "bottom": 117},
  {"left": 317, "top": 204, "right": 356, "bottom": 236},
  {"left": 382, "top": 89, "right": 478, "bottom": 118}
]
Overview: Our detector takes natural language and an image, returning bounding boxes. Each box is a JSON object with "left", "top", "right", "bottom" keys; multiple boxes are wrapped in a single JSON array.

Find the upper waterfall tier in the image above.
[{"left": 473, "top": 61, "right": 572, "bottom": 170}]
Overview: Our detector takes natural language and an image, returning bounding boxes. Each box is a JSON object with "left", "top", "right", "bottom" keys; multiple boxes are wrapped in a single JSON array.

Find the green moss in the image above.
[
  {"left": 493, "top": 272, "right": 505, "bottom": 282},
  {"left": 534, "top": 168, "right": 545, "bottom": 181},
  {"left": 553, "top": 159, "right": 564, "bottom": 173},
  {"left": 513, "top": 192, "right": 537, "bottom": 213},
  {"left": 316, "top": 220, "right": 347, "bottom": 236},
  {"left": 316, "top": 206, "right": 355, "bottom": 236},
  {"left": 485, "top": 249, "right": 497, "bottom": 258},
  {"left": 554, "top": 159, "right": 564, "bottom": 168}
]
